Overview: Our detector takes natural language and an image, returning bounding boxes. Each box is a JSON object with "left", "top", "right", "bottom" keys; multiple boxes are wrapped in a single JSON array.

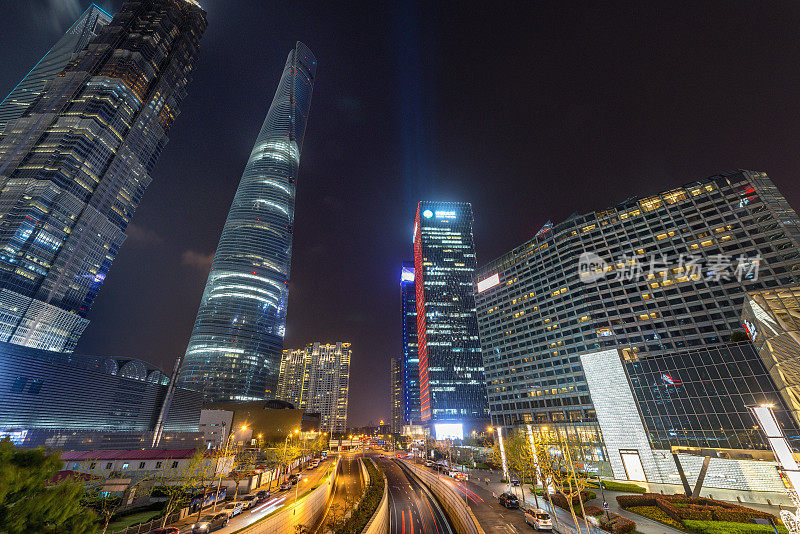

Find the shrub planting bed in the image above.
[
  {"left": 334, "top": 459, "right": 384, "bottom": 534},
  {"left": 586, "top": 480, "right": 647, "bottom": 494},
  {"left": 682, "top": 520, "right": 788, "bottom": 534},
  {"left": 618, "top": 493, "right": 783, "bottom": 533}
]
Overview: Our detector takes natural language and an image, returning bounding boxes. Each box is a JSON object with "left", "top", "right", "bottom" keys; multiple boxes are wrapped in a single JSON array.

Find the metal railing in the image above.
[{"left": 111, "top": 510, "right": 181, "bottom": 534}]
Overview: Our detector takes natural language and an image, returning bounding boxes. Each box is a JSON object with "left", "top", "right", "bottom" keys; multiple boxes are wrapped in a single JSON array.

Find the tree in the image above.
[
  {"left": 0, "top": 438, "right": 96, "bottom": 533},
  {"left": 82, "top": 493, "right": 121, "bottom": 534},
  {"left": 535, "top": 428, "right": 591, "bottom": 533}
]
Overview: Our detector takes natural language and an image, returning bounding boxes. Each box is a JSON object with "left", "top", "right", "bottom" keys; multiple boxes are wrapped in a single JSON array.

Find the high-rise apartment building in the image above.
[
  {"left": 179, "top": 42, "right": 316, "bottom": 402},
  {"left": 0, "top": 0, "right": 206, "bottom": 352},
  {"left": 0, "top": 4, "right": 112, "bottom": 132},
  {"left": 413, "top": 201, "right": 488, "bottom": 437},
  {"left": 277, "top": 342, "right": 350, "bottom": 433},
  {"left": 390, "top": 357, "right": 403, "bottom": 434},
  {"left": 401, "top": 262, "right": 421, "bottom": 426},
  {"left": 474, "top": 170, "right": 800, "bottom": 492}
]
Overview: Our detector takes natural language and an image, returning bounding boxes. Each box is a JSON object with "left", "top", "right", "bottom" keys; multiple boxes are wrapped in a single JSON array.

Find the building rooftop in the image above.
[{"left": 61, "top": 449, "right": 213, "bottom": 461}]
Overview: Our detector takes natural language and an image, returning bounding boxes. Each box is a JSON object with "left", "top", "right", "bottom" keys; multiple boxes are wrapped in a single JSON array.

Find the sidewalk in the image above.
[{"left": 468, "top": 468, "right": 684, "bottom": 534}]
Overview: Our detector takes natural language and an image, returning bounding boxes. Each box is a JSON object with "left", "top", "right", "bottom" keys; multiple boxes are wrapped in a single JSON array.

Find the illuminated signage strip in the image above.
[{"left": 477, "top": 273, "right": 500, "bottom": 293}]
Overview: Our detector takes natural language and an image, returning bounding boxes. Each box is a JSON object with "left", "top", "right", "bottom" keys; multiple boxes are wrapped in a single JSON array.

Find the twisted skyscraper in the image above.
[
  {"left": 179, "top": 42, "right": 316, "bottom": 402},
  {"left": 0, "top": 0, "right": 206, "bottom": 352}
]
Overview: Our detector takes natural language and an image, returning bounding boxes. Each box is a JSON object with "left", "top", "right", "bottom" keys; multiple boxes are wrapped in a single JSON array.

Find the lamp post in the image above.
[
  {"left": 490, "top": 426, "right": 510, "bottom": 489},
  {"left": 293, "top": 477, "right": 307, "bottom": 515},
  {"left": 283, "top": 428, "right": 299, "bottom": 483},
  {"left": 211, "top": 428, "right": 239, "bottom": 512}
]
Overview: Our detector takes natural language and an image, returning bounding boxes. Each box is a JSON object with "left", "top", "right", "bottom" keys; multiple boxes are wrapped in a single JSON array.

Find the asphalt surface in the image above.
[
  {"left": 172, "top": 457, "right": 334, "bottom": 534},
  {"left": 314, "top": 453, "right": 364, "bottom": 533},
  {"left": 374, "top": 455, "right": 455, "bottom": 534}
]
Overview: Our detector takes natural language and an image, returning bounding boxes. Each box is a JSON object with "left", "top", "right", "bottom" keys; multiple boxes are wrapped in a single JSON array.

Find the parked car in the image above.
[
  {"left": 191, "top": 513, "right": 228, "bottom": 533},
  {"left": 255, "top": 490, "right": 270, "bottom": 502},
  {"left": 149, "top": 528, "right": 179, "bottom": 534},
  {"left": 524, "top": 509, "right": 553, "bottom": 531},
  {"left": 499, "top": 492, "right": 520, "bottom": 509},
  {"left": 288, "top": 473, "right": 300, "bottom": 484},
  {"left": 510, "top": 476, "right": 520, "bottom": 486},
  {"left": 280, "top": 480, "right": 292, "bottom": 491},
  {"left": 425, "top": 461, "right": 433, "bottom": 467},
  {"left": 223, "top": 501, "right": 244, "bottom": 517},
  {"left": 239, "top": 495, "right": 257, "bottom": 509}
]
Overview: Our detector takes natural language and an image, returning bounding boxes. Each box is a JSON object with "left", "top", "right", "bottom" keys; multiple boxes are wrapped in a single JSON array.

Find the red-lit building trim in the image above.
[{"left": 413, "top": 203, "right": 431, "bottom": 421}]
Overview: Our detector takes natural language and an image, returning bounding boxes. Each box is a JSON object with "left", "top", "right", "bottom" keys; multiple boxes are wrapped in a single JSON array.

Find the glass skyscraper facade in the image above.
[
  {"left": 401, "top": 261, "right": 421, "bottom": 425},
  {"left": 413, "top": 201, "right": 488, "bottom": 435},
  {"left": 743, "top": 286, "right": 800, "bottom": 428},
  {"left": 474, "top": 170, "right": 800, "bottom": 440},
  {"left": 390, "top": 357, "right": 403, "bottom": 434},
  {"left": 0, "top": 4, "right": 112, "bottom": 132},
  {"left": 178, "top": 42, "right": 316, "bottom": 402},
  {"left": 0, "top": 0, "right": 206, "bottom": 352}
]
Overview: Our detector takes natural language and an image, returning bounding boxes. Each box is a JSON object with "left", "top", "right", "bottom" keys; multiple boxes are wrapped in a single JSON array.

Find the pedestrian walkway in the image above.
[{"left": 468, "top": 468, "right": 684, "bottom": 534}]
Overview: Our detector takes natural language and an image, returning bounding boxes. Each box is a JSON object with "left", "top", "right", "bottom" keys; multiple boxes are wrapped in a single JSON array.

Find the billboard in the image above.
[
  {"left": 434, "top": 423, "right": 463, "bottom": 440},
  {"left": 477, "top": 273, "right": 500, "bottom": 293}
]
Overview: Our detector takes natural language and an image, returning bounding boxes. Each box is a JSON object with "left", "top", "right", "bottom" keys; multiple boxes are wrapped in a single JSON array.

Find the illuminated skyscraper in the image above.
[
  {"left": 277, "top": 342, "right": 350, "bottom": 433},
  {"left": 179, "top": 43, "right": 316, "bottom": 401},
  {"left": 0, "top": 0, "right": 206, "bottom": 352},
  {"left": 400, "top": 261, "right": 420, "bottom": 425},
  {"left": 413, "top": 201, "right": 489, "bottom": 437},
  {"left": 390, "top": 357, "right": 403, "bottom": 434},
  {"left": 0, "top": 5, "right": 112, "bottom": 132}
]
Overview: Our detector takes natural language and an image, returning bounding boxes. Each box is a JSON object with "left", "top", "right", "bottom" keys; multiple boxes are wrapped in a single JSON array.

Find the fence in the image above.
[{"left": 111, "top": 509, "right": 184, "bottom": 534}]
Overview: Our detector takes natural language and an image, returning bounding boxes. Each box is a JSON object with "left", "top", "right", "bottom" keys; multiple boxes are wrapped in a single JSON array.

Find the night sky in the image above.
[{"left": 2, "top": 1, "right": 800, "bottom": 426}]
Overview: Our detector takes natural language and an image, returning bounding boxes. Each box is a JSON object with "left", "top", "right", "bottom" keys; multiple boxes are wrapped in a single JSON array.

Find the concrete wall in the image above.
[
  {"left": 362, "top": 459, "right": 389, "bottom": 534},
  {"left": 400, "top": 460, "right": 484, "bottom": 534},
  {"left": 234, "top": 457, "right": 339, "bottom": 534}
]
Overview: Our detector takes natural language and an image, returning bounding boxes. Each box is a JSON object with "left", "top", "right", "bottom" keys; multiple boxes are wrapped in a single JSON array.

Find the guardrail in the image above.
[
  {"left": 398, "top": 460, "right": 484, "bottom": 534},
  {"left": 361, "top": 460, "right": 388, "bottom": 534},
  {"left": 233, "top": 456, "right": 340, "bottom": 534}
]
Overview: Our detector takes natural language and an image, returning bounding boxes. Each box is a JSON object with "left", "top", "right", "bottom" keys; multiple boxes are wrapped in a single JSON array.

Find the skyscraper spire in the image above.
[{"left": 179, "top": 42, "right": 316, "bottom": 402}]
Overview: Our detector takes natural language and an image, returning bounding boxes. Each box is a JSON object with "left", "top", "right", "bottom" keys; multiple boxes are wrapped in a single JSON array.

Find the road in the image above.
[
  {"left": 314, "top": 453, "right": 364, "bottom": 533},
  {"left": 374, "top": 455, "right": 455, "bottom": 534},
  {"left": 173, "top": 457, "right": 335, "bottom": 533}
]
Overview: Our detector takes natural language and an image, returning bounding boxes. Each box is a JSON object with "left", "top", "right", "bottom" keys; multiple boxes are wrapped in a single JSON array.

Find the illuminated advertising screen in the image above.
[
  {"left": 477, "top": 273, "right": 500, "bottom": 293},
  {"left": 434, "top": 423, "right": 463, "bottom": 440}
]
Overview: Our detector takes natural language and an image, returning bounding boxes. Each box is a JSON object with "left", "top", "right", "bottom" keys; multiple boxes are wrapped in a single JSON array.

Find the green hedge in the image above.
[
  {"left": 627, "top": 506, "right": 685, "bottom": 531},
  {"left": 683, "top": 520, "right": 788, "bottom": 534},
  {"left": 334, "top": 459, "right": 385, "bottom": 534},
  {"left": 618, "top": 493, "right": 781, "bottom": 527},
  {"left": 596, "top": 480, "right": 646, "bottom": 494}
]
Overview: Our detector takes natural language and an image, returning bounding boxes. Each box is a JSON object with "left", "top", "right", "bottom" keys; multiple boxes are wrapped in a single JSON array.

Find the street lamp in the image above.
[
  {"left": 293, "top": 477, "right": 308, "bottom": 514},
  {"left": 211, "top": 431, "right": 237, "bottom": 513}
]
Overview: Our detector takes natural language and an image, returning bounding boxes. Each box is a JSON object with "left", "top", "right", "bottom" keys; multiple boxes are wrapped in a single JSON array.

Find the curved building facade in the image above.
[{"left": 179, "top": 42, "right": 316, "bottom": 402}]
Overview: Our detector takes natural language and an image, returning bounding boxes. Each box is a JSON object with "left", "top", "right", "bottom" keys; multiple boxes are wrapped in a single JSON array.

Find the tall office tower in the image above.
[
  {"left": 414, "top": 201, "right": 489, "bottom": 438},
  {"left": 475, "top": 170, "right": 800, "bottom": 489},
  {"left": 390, "top": 357, "right": 403, "bottom": 434},
  {"left": 277, "top": 342, "right": 350, "bottom": 433},
  {"left": 0, "top": 4, "right": 113, "bottom": 132},
  {"left": 0, "top": 0, "right": 206, "bottom": 352},
  {"left": 178, "top": 42, "right": 316, "bottom": 402},
  {"left": 400, "top": 262, "right": 420, "bottom": 426}
]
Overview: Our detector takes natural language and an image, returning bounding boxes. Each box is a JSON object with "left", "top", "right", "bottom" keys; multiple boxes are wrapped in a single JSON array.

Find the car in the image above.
[
  {"left": 499, "top": 492, "right": 520, "bottom": 509},
  {"left": 425, "top": 461, "right": 433, "bottom": 467},
  {"left": 255, "top": 490, "right": 270, "bottom": 502},
  {"left": 510, "top": 476, "right": 520, "bottom": 486},
  {"left": 149, "top": 528, "right": 180, "bottom": 534},
  {"left": 288, "top": 474, "right": 300, "bottom": 484},
  {"left": 238, "top": 495, "right": 257, "bottom": 509},
  {"left": 307, "top": 463, "right": 317, "bottom": 470},
  {"left": 222, "top": 501, "right": 244, "bottom": 517},
  {"left": 524, "top": 509, "right": 553, "bottom": 531},
  {"left": 452, "top": 472, "right": 468, "bottom": 481},
  {"left": 191, "top": 513, "right": 228, "bottom": 533},
  {"left": 280, "top": 480, "right": 292, "bottom": 491}
]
